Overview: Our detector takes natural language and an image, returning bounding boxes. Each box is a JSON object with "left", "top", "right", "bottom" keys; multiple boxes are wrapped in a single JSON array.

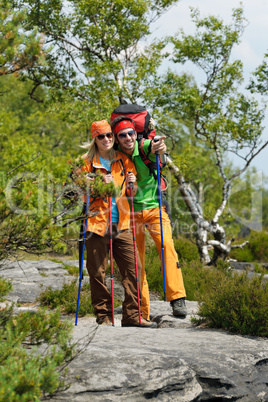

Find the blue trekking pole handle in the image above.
[
  {"left": 154, "top": 137, "right": 167, "bottom": 301},
  {"left": 75, "top": 193, "right": 89, "bottom": 326}
]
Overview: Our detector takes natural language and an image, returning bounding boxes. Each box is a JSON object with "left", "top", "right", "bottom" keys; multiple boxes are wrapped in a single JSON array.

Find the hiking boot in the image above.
[
  {"left": 97, "top": 316, "right": 113, "bottom": 326},
  {"left": 170, "top": 298, "right": 187, "bottom": 317},
  {"left": 122, "top": 318, "right": 157, "bottom": 328}
]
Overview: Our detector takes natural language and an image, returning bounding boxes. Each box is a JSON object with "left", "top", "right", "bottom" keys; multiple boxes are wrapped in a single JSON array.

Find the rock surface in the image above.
[
  {"left": 230, "top": 261, "right": 268, "bottom": 283},
  {"left": 1, "top": 260, "right": 268, "bottom": 401}
]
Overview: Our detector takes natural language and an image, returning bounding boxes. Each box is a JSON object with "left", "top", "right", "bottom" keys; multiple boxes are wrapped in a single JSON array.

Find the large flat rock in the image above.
[
  {"left": 1, "top": 260, "right": 267, "bottom": 401},
  {"left": 50, "top": 303, "right": 268, "bottom": 401},
  {"left": 1, "top": 260, "right": 71, "bottom": 303}
]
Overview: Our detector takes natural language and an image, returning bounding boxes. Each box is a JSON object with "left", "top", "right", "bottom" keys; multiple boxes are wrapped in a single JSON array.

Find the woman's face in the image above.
[{"left": 95, "top": 132, "right": 114, "bottom": 153}]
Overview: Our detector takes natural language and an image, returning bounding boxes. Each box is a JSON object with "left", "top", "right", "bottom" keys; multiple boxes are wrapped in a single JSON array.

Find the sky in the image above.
[{"left": 150, "top": 0, "right": 268, "bottom": 183}]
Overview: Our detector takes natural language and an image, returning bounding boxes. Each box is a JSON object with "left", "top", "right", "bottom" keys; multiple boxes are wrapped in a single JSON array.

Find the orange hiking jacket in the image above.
[{"left": 82, "top": 152, "right": 136, "bottom": 236}]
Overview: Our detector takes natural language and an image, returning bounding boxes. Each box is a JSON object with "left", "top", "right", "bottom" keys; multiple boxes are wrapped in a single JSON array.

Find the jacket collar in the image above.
[
  {"left": 91, "top": 151, "right": 125, "bottom": 173},
  {"left": 92, "top": 153, "right": 105, "bottom": 169}
]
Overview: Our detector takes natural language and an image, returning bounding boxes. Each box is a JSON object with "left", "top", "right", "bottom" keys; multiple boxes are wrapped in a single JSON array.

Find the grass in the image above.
[
  {"left": 38, "top": 277, "right": 121, "bottom": 317},
  {"left": 38, "top": 280, "right": 94, "bottom": 317},
  {"left": 62, "top": 263, "right": 88, "bottom": 277}
]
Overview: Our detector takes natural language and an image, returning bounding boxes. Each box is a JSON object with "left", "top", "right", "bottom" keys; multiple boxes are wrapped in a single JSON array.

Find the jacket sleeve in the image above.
[
  {"left": 143, "top": 139, "right": 156, "bottom": 162},
  {"left": 120, "top": 154, "right": 138, "bottom": 197}
]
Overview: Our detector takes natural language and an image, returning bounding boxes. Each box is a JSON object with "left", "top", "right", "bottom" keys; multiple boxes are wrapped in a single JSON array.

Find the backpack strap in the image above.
[
  {"left": 117, "top": 157, "right": 127, "bottom": 190},
  {"left": 117, "top": 157, "right": 126, "bottom": 177},
  {"left": 138, "top": 138, "right": 161, "bottom": 180}
]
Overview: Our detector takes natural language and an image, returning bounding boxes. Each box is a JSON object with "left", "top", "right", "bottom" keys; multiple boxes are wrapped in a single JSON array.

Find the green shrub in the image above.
[
  {"left": 62, "top": 263, "right": 88, "bottom": 277},
  {"left": 144, "top": 240, "right": 164, "bottom": 298},
  {"left": 39, "top": 280, "right": 94, "bottom": 317},
  {"left": 0, "top": 277, "right": 12, "bottom": 301},
  {"left": 144, "top": 233, "right": 225, "bottom": 301},
  {"left": 249, "top": 231, "right": 268, "bottom": 262},
  {"left": 229, "top": 230, "right": 268, "bottom": 262},
  {"left": 194, "top": 270, "right": 268, "bottom": 337},
  {"left": 181, "top": 259, "right": 231, "bottom": 301},
  {"left": 229, "top": 244, "right": 255, "bottom": 262},
  {"left": 254, "top": 263, "right": 268, "bottom": 275},
  {"left": 174, "top": 237, "right": 200, "bottom": 262},
  {"left": 145, "top": 236, "right": 209, "bottom": 300},
  {"left": 180, "top": 260, "right": 202, "bottom": 301},
  {"left": 0, "top": 307, "right": 74, "bottom": 400}
]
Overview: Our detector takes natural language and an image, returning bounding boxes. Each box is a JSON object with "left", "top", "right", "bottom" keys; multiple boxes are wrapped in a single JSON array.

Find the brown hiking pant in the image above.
[{"left": 86, "top": 226, "right": 141, "bottom": 324}]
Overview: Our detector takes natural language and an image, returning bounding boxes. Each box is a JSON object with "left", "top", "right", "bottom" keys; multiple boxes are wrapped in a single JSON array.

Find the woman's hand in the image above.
[
  {"left": 103, "top": 173, "right": 113, "bottom": 184},
  {"left": 86, "top": 173, "right": 95, "bottom": 182}
]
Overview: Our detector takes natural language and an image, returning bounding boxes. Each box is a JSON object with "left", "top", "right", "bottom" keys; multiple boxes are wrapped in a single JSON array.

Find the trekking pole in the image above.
[
  {"left": 127, "top": 172, "right": 142, "bottom": 325},
  {"left": 108, "top": 196, "right": 115, "bottom": 326},
  {"left": 106, "top": 170, "right": 115, "bottom": 326},
  {"left": 75, "top": 192, "right": 90, "bottom": 326},
  {"left": 154, "top": 136, "right": 167, "bottom": 302}
]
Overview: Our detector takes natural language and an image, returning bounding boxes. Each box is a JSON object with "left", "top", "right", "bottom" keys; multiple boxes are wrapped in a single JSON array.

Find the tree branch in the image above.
[
  {"left": 7, "top": 153, "right": 41, "bottom": 175},
  {"left": 28, "top": 83, "right": 44, "bottom": 103},
  {"left": 43, "top": 24, "right": 105, "bottom": 62},
  {"left": 228, "top": 140, "right": 268, "bottom": 182},
  {"left": 230, "top": 240, "right": 249, "bottom": 249}
]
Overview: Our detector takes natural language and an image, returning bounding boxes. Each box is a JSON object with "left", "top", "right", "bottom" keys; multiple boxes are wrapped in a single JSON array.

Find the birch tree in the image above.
[{"left": 161, "top": 7, "right": 268, "bottom": 264}]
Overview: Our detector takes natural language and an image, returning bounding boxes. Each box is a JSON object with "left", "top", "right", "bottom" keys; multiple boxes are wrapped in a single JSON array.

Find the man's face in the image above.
[{"left": 116, "top": 127, "right": 137, "bottom": 155}]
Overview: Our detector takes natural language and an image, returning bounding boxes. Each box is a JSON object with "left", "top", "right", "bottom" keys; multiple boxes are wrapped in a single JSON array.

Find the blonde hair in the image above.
[{"left": 80, "top": 137, "right": 116, "bottom": 162}]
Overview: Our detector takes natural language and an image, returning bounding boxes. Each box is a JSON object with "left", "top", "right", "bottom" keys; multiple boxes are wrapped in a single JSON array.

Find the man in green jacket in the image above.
[{"left": 111, "top": 116, "right": 187, "bottom": 320}]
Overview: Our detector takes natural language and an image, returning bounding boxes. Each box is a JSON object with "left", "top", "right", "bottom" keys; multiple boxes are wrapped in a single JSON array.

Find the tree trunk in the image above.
[{"left": 166, "top": 156, "right": 228, "bottom": 265}]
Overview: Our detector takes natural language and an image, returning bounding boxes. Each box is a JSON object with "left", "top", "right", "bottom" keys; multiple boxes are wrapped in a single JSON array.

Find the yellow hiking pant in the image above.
[{"left": 134, "top": 207, "right": 186, "bottom": 320}]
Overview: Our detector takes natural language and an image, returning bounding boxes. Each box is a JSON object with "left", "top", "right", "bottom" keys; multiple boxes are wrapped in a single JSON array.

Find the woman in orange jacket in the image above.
[{"left": 78, "top": 120, "right": 156, "bottom": 328}]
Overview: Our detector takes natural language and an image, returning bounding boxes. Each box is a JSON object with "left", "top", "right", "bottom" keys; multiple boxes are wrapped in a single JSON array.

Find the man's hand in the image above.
[
  {"left": 152, "top": 136, "right": 167, "bottom": 155},
  {"left": 126, "top": 171, "right": 136, "bottom": 187},
  {"left": 126, "top": 171, "right": 137, "bottom": 196}
]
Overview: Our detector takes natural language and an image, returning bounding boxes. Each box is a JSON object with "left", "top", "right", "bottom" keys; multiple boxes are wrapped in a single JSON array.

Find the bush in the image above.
[
  {"left": 180, "top": 259, "right": 232, "bottom": 301},
  {"left": 254, "top": 263, "right": 268, "bottom": 275},
  {"left": 144, "top": 238, "right": 164, "bottom": 298},
  {"left": 0, "top": 277, "right": 12, "bottom": 301},
  {"left": 174, "top": 237, "right": 200, "bottom": 262},
  {"left": 0, "top": 307, "right": 74, "bottom": 400},
  {"left": 144, "top": 237, "right": 215, "bottom": 302},
  {"left": 39, "top": 280, "right": 94, "bottom": 317},
  {"left": 229, "top": 230, "right": 268, "bottom": 262},
  {"left": 145, "top": 236, "right": 208, "bottom": 300},
  {"left": 229, "top": 244, "right": 254, "bottom": 262},
  {"left": 194, "top": 270, "right": 268, "bottom": 337},
  {"left": 249, "top": 231, "right": 268, "bottom": 262},
  {"left": 62, "top": 263, "right": 88, "bottom": 277}
]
